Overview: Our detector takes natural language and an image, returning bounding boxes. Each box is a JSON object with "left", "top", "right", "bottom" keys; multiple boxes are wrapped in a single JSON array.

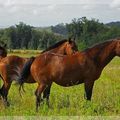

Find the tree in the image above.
[
  {"left": 7, "top": 26, "right": 17, "bottom": 49},
  {"left": 66, "top": 17, "right": 110, "bottom": 48},
  {"left": 15, "top": 22, "right": 33, "bottom": 49},
  {"left": 30, "top": 29, "right": 42, "bottom": 50},
  {"left": 51, "top": 23, "right": 67, "bottom": 36}
]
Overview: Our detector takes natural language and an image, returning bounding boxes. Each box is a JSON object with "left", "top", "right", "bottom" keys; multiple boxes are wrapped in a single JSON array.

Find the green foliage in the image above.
[
  {"left": 0, "top": 22, "right": 64, "bottom": 50},
  {"left": 77, "top": 41, "right": 87, "bottom": 50},
  {"left": 106, "top": 21, "right": 120, "bottom": 27},
  {"left": 51, "top": 23, "right": 68, "bottom": 36},
  {"left": 16, "top": 22, "right": 32, "bottom": 49},
  {"left": 0, "top": 18, "right": 120, "bottom": 50},
  {"left": 66, "top": 17, "right": 120, "bottom": 49}
]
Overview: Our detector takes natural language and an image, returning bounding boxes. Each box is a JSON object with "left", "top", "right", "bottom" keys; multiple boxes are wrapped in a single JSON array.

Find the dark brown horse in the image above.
[
  {"left": 19, "top": 38, "right": 120, "bottom": 111},
  {"left": 0, "top": 39, "right": 78, "bottom": 106}
]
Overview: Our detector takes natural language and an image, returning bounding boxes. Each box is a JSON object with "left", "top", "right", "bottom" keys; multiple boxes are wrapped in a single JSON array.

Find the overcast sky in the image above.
[{"left": 0, "top": 0, "right": 120, "bottom": 27}]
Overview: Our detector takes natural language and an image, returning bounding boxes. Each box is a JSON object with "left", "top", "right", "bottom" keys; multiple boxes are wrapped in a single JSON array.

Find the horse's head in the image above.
[
  {"left": 115, "top": 38, "right": 120, "bottom": 56},
  {"left": 42, "top": 38, "right": 78, "bottom": 55},
  {"left": 0, "top": 43, "right": 7, "bottom": 58},
  {"left": 64, "top": 38, "right": 78, "bottom": 55}
]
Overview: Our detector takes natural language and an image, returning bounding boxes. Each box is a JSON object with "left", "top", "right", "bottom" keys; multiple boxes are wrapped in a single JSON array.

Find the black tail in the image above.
[{"left": 18, "top": 56, "right": 35, "bottom": 89}]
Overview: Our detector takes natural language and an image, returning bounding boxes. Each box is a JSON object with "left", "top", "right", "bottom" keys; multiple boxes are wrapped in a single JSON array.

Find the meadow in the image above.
[{"left": 0, "top": 50, "right": 120, "bottom": 118}]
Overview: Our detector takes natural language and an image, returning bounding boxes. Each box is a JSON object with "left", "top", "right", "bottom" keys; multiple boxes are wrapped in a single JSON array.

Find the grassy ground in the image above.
[{"left": 0, "top": 51, "right": 120, "bottom": 116}]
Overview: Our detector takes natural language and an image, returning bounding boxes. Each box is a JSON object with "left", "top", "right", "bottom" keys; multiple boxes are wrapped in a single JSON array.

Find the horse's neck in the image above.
[
  {"left": 87, "top": 41, "right": 116, "bottom": 68},
  {"left": 0, "top": 56, "right": 5, "bottom": 61},
  {"left": 97, "top": 44, "right": 116, "bottom": 68},
  {"left": 99, "top": 50, "right": 115, "bottom": 69},
  {"left": 48, "top": 45, "right": 65, "bottom": 54}
]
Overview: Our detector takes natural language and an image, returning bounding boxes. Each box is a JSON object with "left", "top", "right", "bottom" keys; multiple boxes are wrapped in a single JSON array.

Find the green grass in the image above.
[
  {"left": 8, "top": 49, "right": 41, "bottom": 57},
  {"left": 0, "top": 51, "right": 120, "bottom": 116}
]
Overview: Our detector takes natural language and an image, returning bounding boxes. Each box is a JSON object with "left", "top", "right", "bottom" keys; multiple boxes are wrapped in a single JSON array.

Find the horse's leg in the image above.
[
  {"left": 0, "top": 82, "right": 12, "bottom": 106},
  {"left": 0, "top": 75, "right": 4, "bottom": 99},
  {"left": 0, "top": 64, "right": 12, "bottom": 106},
  {"left": 84, "top": 81, "right": 94, "bottom": 100},
  {"left": 0, "top": 81, "right": 2, "bottom": 99},
  {"left": 35, "top": 83, "right": 46, "bottom": 112},
  {"left": 43, "top": 84, "right": 52, "bottom": 106},
  {"left": 0, "top": 87, "right": 2, "bottom": 99}
]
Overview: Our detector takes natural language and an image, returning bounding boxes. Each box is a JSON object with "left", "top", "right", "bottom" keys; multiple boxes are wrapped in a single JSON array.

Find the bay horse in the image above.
[
  {"left": 19, "top": 38, "right": 120, "bottom": 112},
  {"left": 0, "top": 39, "right": 78, "bottom": 106}
]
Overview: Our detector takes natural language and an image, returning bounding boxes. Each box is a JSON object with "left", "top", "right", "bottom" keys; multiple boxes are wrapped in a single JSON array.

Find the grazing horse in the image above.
[
  {"left": 0, "top": 39, "right": 78, "bottom": 106},
  {"left": 19, "top": 37, "right": 120, "bottom": 112}
]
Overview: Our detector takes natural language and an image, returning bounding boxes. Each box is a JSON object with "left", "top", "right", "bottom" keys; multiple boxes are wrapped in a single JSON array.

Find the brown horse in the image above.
[
  {"left": 19, "top": 37, "right": 120, "bottom": 111},
  {"left": 0, "top": 39, "right": 78, "bottom": 106}
]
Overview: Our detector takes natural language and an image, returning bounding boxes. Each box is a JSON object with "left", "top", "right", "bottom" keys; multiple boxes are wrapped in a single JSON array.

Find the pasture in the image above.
[{"left": 0, "top": 50, "right": 120, "bottom": 116}]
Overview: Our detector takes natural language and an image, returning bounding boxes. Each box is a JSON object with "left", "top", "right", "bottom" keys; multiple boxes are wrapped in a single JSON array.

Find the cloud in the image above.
[
  {"left": 0, "top": 0, "right": 119, "bottom": 27},
  {"left": 47, "top": 4, "right": 56, "bottom": 10},
  {"left": 33, "top": 9, "right": 38, "bottom": 15},
  {"left": 110, "top": 0, "right": 120, "bottom": 8},
  {"left": 0, "top": 0, "right": 113, "bottom": 5}
]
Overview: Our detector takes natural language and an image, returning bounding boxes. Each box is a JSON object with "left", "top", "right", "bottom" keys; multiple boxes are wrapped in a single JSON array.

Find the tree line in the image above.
[
  {"left": 0, "top": 22, "right": 63, "bottom": 50},
  {"left": 0, "top": 17, "right": 120, "bottom": 50}
]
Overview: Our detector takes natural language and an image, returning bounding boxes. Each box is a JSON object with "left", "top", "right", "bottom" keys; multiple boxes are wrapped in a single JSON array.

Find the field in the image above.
[{"left": 0, "top": 51, "right": 120, "bottom": 118}]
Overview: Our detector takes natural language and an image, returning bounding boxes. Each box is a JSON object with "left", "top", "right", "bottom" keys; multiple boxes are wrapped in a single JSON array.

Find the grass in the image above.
[
  {"left": 8, "top": 49, "right": 41, "bottom": 57},
  {"left": 0, "top": 51, "right": 120, "bottom": 117}
]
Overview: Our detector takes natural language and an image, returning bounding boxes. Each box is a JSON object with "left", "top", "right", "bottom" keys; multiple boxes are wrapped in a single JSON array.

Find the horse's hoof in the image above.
[
  {"left": 46, "top": 100, "right": 50, "bottom": 107},
  {"left": 40, "top": 98, "right": 44, "bottom": 102},
  {"left": 4, "top": 101, "right": 10, "bottom": 107},
  {"left": 36, "top": 106, "right": 39, "bottom": 112},
  {"left": 6, "top": 102, "right": 10, "bottom": 107}
]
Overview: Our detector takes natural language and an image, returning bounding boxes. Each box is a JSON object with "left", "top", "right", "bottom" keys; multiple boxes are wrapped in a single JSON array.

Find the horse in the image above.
[
  {"left": 19, "top": 37, "right": 120, "bottom": 112},
  {"left": 0, "top": 38, "right": 78, "bottom": 106}
]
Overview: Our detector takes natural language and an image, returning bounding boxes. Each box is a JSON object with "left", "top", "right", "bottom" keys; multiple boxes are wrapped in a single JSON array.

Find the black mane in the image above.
[
  {"left": 84, "top": 37, "right": 120, "bottom": 52},
  {"left": 41, "top": 39, "right": 68, "bottom": 53},
  {"left": 0, "top": 45, "right": 6, "bottom": 52},
  {"left": 84, "top": 39, "right": 115, "bottom": 52}
]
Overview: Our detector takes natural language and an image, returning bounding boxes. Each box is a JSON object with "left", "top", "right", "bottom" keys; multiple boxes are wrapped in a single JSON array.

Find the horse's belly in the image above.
[
  {"left": 53, "top": 74, "right": 84, "bottom": 87},
  {"left": 25, "top": 78, "right": 36, "bottom": 83},
  {"left": 51, "top": 64, "right": 84, "bottom": 87},
  {"left": 25, "top": 75, "right": 36, "bottom": 83},
  {"left": 54, "top": 79, "right": 83, "bottom": 87}
]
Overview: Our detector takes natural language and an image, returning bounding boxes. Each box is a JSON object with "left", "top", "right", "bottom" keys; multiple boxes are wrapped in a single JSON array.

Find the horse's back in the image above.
[
  {"left": 1, "top": 55, "right": 26, "bottom": 64},
  {"left": 0, "top": 55, "right": 27, "bottom": 81}
]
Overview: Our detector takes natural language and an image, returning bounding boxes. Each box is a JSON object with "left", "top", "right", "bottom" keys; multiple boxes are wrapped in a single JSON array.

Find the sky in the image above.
[{"left": 0, "top": 0, "right": 120, "bottom": 27}]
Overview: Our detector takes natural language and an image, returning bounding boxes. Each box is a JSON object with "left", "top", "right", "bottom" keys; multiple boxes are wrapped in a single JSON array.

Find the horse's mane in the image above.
[
  {"left": 41, "top": 39, "right": 68, "bottom": 53},
  {"left": 0, "top": 45, "right": 6, "bottom": 52},
  {"left": 0, "top": 46, "right": 5, "bottom": 50},
  {"left": 83, "top": 38, "right": 116, "bottom": 52}
]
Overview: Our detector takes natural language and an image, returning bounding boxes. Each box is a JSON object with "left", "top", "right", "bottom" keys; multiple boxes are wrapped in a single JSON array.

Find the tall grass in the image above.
[{"left": 0, "top": 51, "right": 120, "bottom": 116}]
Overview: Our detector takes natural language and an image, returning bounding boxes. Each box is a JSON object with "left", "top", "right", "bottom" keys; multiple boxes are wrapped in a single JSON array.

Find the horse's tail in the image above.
[{"left": 18, "top": 57, "right": 35, "bottom": 94}]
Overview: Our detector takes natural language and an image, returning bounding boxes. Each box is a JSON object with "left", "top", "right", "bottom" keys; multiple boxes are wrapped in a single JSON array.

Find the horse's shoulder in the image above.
[{"left": 76, "top": 52, "right": 87, "bottom": 59}]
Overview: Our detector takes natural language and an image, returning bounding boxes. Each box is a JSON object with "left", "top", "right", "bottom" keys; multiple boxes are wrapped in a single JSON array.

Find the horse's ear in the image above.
[
  {"left": 3, "top": 44, "right": 7, "bottom": 48},
  {"left": 73, "top": 37, "right": 76, "bottom": 41},
  {"left": 68, "top": 37, "right": 72, "bottom": 43},
  {"left": 73, "top": 36, "right": 76, "bottom": 41}
]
